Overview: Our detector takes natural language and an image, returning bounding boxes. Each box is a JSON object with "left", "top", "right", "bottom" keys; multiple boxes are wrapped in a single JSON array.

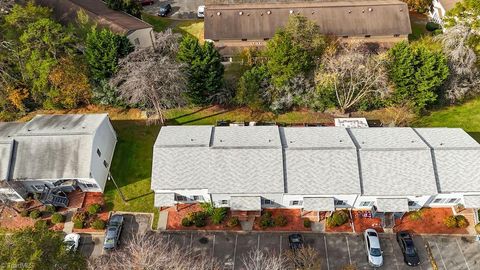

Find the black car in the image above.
[
  {"left": 288, "top": 234, "right": 304, "bottom": 250},
  {"left": 103, "top": 214, "right": 124, "bottom": 250},
  {"left": 158, "top": 4, "right": 171, "bottom": 17},
  {"left": 396, "top": 231, "right": 420, "bottom": 266}
]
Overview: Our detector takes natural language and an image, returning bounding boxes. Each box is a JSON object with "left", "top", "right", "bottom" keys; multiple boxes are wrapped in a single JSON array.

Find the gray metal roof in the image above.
[
  {"left": 18, "top": 114, "right": 107, "bottom": 136},
  {"left": 303, "top": 197, "right": 335, "bottom": 211},
  {"left": 154, "top": 193, "right": 176, "bottom": 207},
  {"left": 463, "top": 195, "right": 480, "bottom": 208},
  {"left": 230, "top": 196, "right": 261, "bottom": 211},
  {"left": 376, "top": 198, "right": 409, "bottom": 212}
]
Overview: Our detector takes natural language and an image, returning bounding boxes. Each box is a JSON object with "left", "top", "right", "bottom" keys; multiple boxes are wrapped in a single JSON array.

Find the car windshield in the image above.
[
  {"left": 160, "top": 7, "right": 167, "bottom": 11},
  {"left": 64, "top": 240, "right": 75, "bottom": 246},
  {"left": 370, "top": 248, "right": 382, "bottom": 257}
]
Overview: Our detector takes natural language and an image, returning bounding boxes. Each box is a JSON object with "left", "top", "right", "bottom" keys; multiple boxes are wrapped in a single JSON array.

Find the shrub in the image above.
[
  {"left": 193, "top": 212, "right": 208, "bottom": 227},
  {"left": 20, "top": 210, "right": 29, "bottom": 217},
  {"left": 456, "top": 215, "right": 469, "bottom": 228},
  {"left": 274, "top": 215, "right": 288, "bottom": 227},
  {"left": 227, "top": 217, "right": 239, "bottom": 228},
  {"left": 303, "top": 218, "right": 311, "bottom": 228},
  {"left": 51, "top": 213, "right": 65, "bottom": 224},
  {"left": 331, "top": 211, "right": 348, "bottom": 226},
  {"left": 426, "top": 22, "right": 441, "bottom": 32},
  {"left": 73, "top": 221, "right": 84, "bottom": 229},
  {"left": 475, "top": 223, "right": 480, "bottom": 234},
  {"left": 444, "top": 216, "right": 458, "bottom": 228},
  {"left": 199, "top": 202, "right": 215, "bottom": 216},
  {"left": 87, "top": 203, "right": 102, "bottom": 215},
  {"left": 326, "top": 216, "right": 337, "bottom": 228},
  {"left": 91, "top": 219, "right": 106, "bottom": 230},
  {"left": 211, "top": 207, "right": 228, "bottom": 225},
  {"left": 182, "top": 217, "right": 194, "bottom": 227},
  {"left": 44, "top": 205, "right": 56, "bottom": 214},
  {"left": 409, "top": 211, "right": 423, "bottom": 221},
  {"left": 34, "top": 219, "right": 48, "bottom": 229},
  {"left": 72, "top": 211, "right": 87, "bottom": 223},
  {"left": 259, "top": 212, "right": 274, "bottom": 229},
  {"left": 29, "top": 210, "right": 41, "bottom": 219}
]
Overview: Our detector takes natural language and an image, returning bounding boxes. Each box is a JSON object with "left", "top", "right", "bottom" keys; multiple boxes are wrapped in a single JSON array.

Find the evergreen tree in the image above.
[
  {"left": 85, "top": 27, "right": 133, "bottom": 82},
  {"left": 388, "top": 41, "right": 449, "bottom": 111}
]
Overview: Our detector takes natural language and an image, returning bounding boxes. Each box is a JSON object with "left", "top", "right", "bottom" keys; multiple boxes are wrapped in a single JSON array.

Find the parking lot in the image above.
[
  {"left": 156, "top": 232, "right": 480, "bottom": 270},
  {"left": 143, "top": 0, "right": 205, "bottom": 19}
]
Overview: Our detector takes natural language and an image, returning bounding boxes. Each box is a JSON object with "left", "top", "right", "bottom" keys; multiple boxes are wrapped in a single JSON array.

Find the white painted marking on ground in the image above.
[
  {"left": 279, "top": 235, "right": 282, "bottom": 254},
  {"left": 324, "top": 235, "right": 330, "bottom": 270},
  {"left": 345, "top": 236, "right": 352, "bottom": 265},
  {"left": 434, "top": 240, "right": 447, "bottom": 270},
  {"left": 190, "top": 232, "right": 193, "bottom": 248},
  {"left": 212, "top": 234, "right": 216, "bottom": 269},
  {"left": 389, "top": 238, "right": 400, "bottom": 270},
  {"left": 456, "top": 238, "right": 471, "bottom": 270},
  {"left": 257, "top": 234, "right": 260, "bottom": 250},
  {"left": 232, "top": 234, "right": 238, "bottom": 270}
]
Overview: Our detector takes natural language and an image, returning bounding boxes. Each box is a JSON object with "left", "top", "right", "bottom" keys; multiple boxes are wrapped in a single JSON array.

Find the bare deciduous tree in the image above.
[
  {"left": 435, "top": 24, "right": 480, "bottom": 103},
  {"left": 110, "top": 30, "right": 187, "bottom": 124},
  {"left": 88, "top": 233, "right": 221, "bottom": 270},
  {"left": 241, "top": 248, "right": 287, "bottom": 270},
  {"left": 316, "top": 43, "right": 389, "bottom": 113},
  {"left": 285, "top": 246, "right": 322, "bottom": 270}
]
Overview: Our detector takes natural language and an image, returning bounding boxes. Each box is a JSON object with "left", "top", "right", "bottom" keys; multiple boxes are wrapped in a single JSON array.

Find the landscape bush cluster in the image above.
[
  {"left": 181, "top": 203, "right": 229, "bottom": 228},
  {"left": 326, "top": 211, "right": 349, "bottom": 228},
  {"left": 72, "top": 204, "right": 105, "bottom": 229},
  {"left": 258, "top": 211, "right": 288, "bottom": 229},
  {"left": 443, "top": 215, "right": 469, "bottom": 228}
]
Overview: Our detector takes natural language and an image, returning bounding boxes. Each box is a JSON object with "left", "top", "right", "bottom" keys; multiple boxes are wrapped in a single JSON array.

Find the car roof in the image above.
[{"left": 366, "top": 231, "right": 380, "bottom": 248}]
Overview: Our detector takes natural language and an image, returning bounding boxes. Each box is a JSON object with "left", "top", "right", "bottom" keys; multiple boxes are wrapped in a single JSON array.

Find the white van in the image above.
[{"left": 197, "top": 5, "right": 205, "bottom": 18}]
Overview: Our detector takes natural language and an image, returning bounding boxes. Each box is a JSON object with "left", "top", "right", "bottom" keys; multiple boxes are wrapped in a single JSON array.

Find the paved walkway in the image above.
[
  {"left": 62, "top": 211, "right": 74, "bottom": 234},
  {"left": 158, "top": 210, "right": 169, "bottom": 231}
]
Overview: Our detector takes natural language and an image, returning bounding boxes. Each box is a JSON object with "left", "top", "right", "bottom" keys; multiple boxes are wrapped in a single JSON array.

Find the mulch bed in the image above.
[
  {"left": 394, "top": 208, "right": 469, "bottom": 234},
  {"left": 252, "top": 209, "right": 311, "bottom": 232},
  {"left": 166, "top": 204, "right": 241, "bottom": 231},
  {"left": 72, "top": 192, "right": 108, "bottom": 233},
  {"left": 325, "top": 221, "right": 354, "bottom": 233},
  {"left": 352, "top": 211, "right": 384, "bottom": 233}
]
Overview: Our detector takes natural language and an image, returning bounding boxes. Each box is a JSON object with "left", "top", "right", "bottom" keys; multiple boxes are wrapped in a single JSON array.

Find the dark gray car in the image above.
[{"left": 103, "top": 214, "right": 124, "bottom": 250}]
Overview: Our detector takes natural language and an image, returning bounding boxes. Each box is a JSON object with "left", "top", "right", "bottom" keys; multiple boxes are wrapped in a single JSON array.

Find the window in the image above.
[
  {"left": 134, "top": 38, "right": 140, "bottom": 45},
  {"left": 360, "top": 201, "right": 374, "bottom": 207},
  {"left": 262, "top": 199, "right": 273, "bottom": 205},
  {"left": 32, "top": 185, "right": 45, "bottom": 192},
  {"left": 447, "top": 198, "right": 460, "bottom": 204},
  {"left": 408, "top": 201, "right": 418, "bottom": 207},
  {"left": 365, "top": 35, "right": 371, "bottom": 38},
  {"left": 241, "top": 38, "right": 247, "bottom": 41},
  {"left": 394, "top": 34, "right": 400, "bottom": 37},
  {"left": 103, "top": 160, "right": 109, "bottom": 168},
  {"left": 192, "top": 195, "right": 204, "bottom": 201},
  {"left": 85, "top": 183, "right": 98, "bottom": 188},
  {"left": 219, "top": 200, "right": 229, "bottom": 205},
  {"left": 97, "top": 148, "right": 102, "bottom": 157},
  {"left": 290, "top": 200, "right": 303, "bottom": 206},
  {"left": 175, "top": 195, "right": 187, "bottom": 201},
  {"left": 335, "top": 200, "right": 347, "bottom": 206},
  {"left": 433, "top": 198, "right": 445, "bottom": 204},
  {"left": 6, "top": 193, "right": 20, "bottom": 200},
  {"left": 342, "top": 35, "right": 349, "bottom": 38}
]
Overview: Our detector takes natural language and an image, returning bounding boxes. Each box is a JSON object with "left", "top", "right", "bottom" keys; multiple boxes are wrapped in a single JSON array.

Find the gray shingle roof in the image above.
[
  {"left": 18, "top": 114, "right": 107, "bottom": 136},
  {"left": 376, "top": 198, "right": 409, "bottom": 212},
  {"left": 463, "top": 195, "right": 480, "bottom": 208},
  {"left": 152, "top": 126, "right": 480, "bottom": 197},
  {"left": 11, "top": 135, "right": 93, "bottom": 180},
  {"left": 230, "top": 196, "right": 261, "bottom": 211},
  {"left": 0, "top": 123, "right": 25, "bottom": 141},
  {"left": 303, "top": 197, "right": 335, "bottom": 211},
  {"left": 0, "top": 142, "right": 13, "bottom": 181}
]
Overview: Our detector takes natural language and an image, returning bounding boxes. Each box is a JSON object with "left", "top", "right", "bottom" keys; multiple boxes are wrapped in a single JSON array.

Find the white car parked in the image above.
[
  {"left": 64, "top": 233, "right": 81, "bottom": 252},
  {"left": 197, "top": 5, "right": 205, "bottom": 18},
  {"left": 364, "top": 229, "right": 383, "bottom": 267}
]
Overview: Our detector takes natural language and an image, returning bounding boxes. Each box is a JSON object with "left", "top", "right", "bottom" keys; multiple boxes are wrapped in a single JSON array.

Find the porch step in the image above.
[{"left": 157, "top": 210, "right": 169, "bottom": 231}]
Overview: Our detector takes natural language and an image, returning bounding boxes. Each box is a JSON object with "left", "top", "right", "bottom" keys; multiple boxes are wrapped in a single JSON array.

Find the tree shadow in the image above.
[
  {"left": 126, "top": 191, "right": 154, "bottom": 202},
  {"left": 167, "top": 108, "right": 233, "bottom": 125},
  {"left": 168, "top": 106, "right": 211, "bottom": 121}
]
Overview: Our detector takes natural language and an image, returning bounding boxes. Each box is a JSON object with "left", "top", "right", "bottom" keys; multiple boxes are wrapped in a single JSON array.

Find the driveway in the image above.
[
  {"left": 157, "top": 231, "right": 480, "bottom": 270},
  {"left": 142, "top": 0, "right": 205, "bottom": 19}
]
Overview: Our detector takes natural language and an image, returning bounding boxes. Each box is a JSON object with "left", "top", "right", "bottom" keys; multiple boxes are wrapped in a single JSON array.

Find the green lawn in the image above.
[
  {"left": 141, "top": 13, "right": 173, "bottom": 32},
  {"left": 414, "top": 97, "right": 480, "bottom": 142},
  {"left": 104, "top": 120, "right": 160, "bottom": 228},
  {"left": 141, "top": 13, "right": 204, "bottom": 41}
]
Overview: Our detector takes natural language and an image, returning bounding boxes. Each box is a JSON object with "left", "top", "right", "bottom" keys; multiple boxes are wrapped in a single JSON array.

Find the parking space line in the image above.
[
  {"left": 190, "top": 232, "right": 193, "bottom": 248},
  {"left": 389, "top": 239, "right": 400, "bottom": 270},
  {"left": 324, "top": 235, "right": 330, "bottom": 270},
  {"left": 279, "top": 235, "right": 282, "bottom": 254},
  {"left": 434, "top": 241, "right": 447, "bottom": 270},
  {"left": 232, "top": 234, "right": 238, "bottom": 270},
  {"left": 455, "top": 238, "right": 471, "bottom": 270},
  {"left": 345, "top": 236, "right": 352, "bottom": 265},
  {"left": 211, "top": 234, "right": 216, "bottom": 264},
  {"left": 257, "top": 234, "right": 260, "bottom": 250}
]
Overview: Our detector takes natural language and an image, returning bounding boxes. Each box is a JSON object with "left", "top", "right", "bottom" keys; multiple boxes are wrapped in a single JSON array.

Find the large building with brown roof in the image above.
[
  {"left": 37, "top": 0, "right": 154, "bottom": 48},
  {"left": 204, "top": 0, "right": 412, "bottom": 55}
]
